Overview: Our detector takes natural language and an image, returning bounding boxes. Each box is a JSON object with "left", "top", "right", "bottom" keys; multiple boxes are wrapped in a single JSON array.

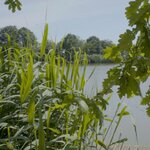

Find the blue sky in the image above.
[{"left": 0, "top": 0, "right": 131, "bottom": 43}]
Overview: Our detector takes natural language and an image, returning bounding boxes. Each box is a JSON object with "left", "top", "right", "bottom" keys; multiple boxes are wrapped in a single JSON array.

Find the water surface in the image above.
[{"left": 83, "top": 65, "right": 150, "bottom": 146}]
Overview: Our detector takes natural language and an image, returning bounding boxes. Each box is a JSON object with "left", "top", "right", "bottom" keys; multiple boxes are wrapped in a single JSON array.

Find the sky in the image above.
[{"left": 0, "top": 0, "right": 131, "bottom": 43}]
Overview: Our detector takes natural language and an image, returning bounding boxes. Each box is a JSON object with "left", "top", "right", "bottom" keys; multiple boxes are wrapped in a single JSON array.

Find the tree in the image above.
[
  {"left": 0, "top": 26, "right": 37, "bottom": 49},
  {"left": 18, "top": 27, "right": 37, "bottom": 48},
  {"left": 4, "top": 0, "right": 22, "bottom": 12},
  {"left": 103, "top": 0, "right": 150, "bottom": 116},
  {"left": 0, "top": 26, "right": 19, "bottom": 48},
  {"left": 60, "top": 34, "right": 84, "bottom": 61},
  {"left": 44, "top": 40, "right": 56, "bottom": 54},
  {"left": 101, "top": 40, "right": 113, "bottom": 53},
  {"left": 84, "top": 36, "right": 103, "bottom": 55}
]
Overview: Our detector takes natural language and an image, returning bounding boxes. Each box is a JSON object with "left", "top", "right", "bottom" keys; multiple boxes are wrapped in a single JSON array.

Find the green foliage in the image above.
[
  {"left": 0, "top": 26, "right": 18, "bottom": 48},
  {"left": 87, "top": 54, "right": 113, "bottom": 64},
  {"left": 83, "top": 36, "right": 113, "bottom": 56},
  {"left": 0, "top": 24, "right": 129, "bottom": 149},
  {"left": 103, "top": 0, "right": 150, "bottom": 116},
  {"left": 0, "top": 26, "right": 37, "bottom": 49},
  {"left": 84, "top": 36, "right": 102, "bottom": 55},
  {"left": 20, "top": 55, "right": 33, "bottom": 103},
  {"left": 57, "top": 34, "right": 113, "bottom": 63},
  {"left": 59, "top": 34, "right": 84, "bottom": 61},
  {"left": 4, "top": 0, "right": 22, "bottom": 12},
  {"left": 18, "top": 27, "right": 37, "bottom": 48},
  {"left": 40, "top": 24, "right": 48, "bottom": 57}
]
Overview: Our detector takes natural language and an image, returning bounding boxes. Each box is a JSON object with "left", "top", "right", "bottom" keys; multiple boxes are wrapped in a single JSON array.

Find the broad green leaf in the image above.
[
  {"left": 141, "top": 97, "right": 150, "bottom": 105},
  {"left": 118, "top": 29, "right": 135, "bottom": 51},
  {"left": 103, "top": 45, "right": 122, "bottom": 62}
]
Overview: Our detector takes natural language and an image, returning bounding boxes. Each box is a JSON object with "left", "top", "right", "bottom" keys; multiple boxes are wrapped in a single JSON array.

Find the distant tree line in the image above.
[
  {"left": 0, "top": 26, "right": 37, "bottom": 49},
  {"left": 58, "top": 34, "right": 113, "bottom": 63},
  {"left": 0, "top": 26, "right": 114, "bottom": 63}
]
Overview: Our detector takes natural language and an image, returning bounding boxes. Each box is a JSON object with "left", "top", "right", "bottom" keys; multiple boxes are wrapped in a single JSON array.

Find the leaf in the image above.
[
  {"left": 103, "top": 45, "right": 122, "bottom": 62},
  {"left": 20, "top": 56, "right": 33, "bottom": 103},
  {"left": 102, "top": 67, "right": 121, "bottom": 94},
  {"left": 77, "top": 99, "right": 89, "bottom": 113},
  {"left": 133, "top": 124, "right": 139, "bottom": 144},
  {"left": 118, "top": 74, "right": 140, "bottom": 98},
  {"left": 139, "top": 26, "right": 150, "bottom": 57},
  {"left": 13, "top": 126, "right": 24, "bottom": 138},
  {"left": 40, "top": 23, "right": 48, "bottom": 57},
  {"left": 48, "top": 128, "right": 61, "bottom": 135},
  {"left": 50, "top": 49, "right": 56, "bottom": 88},
  {"left": 80, "top": 53, "right": 87, "bottom": 91},
  {"left": 118, "top": 29, "right": 135, "bottom": 51},
  {"left": 117, "top": 111, "right": 130, "bottom": 116},
  {"left": 110, "top": 138, "right": 128, "bottom": 146},
  {"left": 146, "top": 107, "right": 150, "bottom": 117},
  {"left": 47, "top": 107, "right": 51, "bottom": 128},
  {"left": 27, "top": 98, "right": 35, "bottom": 124},
  {"left": 38, "top": 107, "right": 45, "bottom": 150},
  {"left": 82, "top": 113, "right": 91, "bottom": 136},
  {"left": 95, "top": 140, "right": 108, "bottom": 150},
  {"left": 141, "top": 97, "right": 150, "bottom": 105},
  {"left": 118, "top": 106, "right": 128, "bottom": 123},
  {"left": 125, "top": 0, "right": 143, "bottom": 26}
]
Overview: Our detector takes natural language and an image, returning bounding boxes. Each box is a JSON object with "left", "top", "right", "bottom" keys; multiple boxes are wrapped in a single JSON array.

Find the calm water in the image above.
[{"left": 83, "top": 65, "right": 150, "bottom": 146}]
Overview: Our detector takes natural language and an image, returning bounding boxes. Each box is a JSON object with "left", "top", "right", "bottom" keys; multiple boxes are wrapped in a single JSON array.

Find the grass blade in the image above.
[{"left": 40, "top": 23, "right": 48, "bottom": 57}]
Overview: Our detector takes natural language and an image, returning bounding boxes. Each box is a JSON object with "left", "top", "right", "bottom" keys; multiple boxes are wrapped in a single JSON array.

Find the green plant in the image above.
[
  {"left": 0, "top": 24, "right": 105, "bottom": 149},
  {"left": 0, "top": 23, "right": 131, "bottom": 150},
  {"left": 4, "top": 0, "right": 22, "bottom": 12},
  {"left": 103, "top": 0, "right": 150, "bottom": 116}
]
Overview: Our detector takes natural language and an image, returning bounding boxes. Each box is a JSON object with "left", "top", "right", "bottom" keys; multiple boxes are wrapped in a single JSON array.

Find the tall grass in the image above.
[{"left": 0, "top": 24, "right": 130, "bottom": 150}]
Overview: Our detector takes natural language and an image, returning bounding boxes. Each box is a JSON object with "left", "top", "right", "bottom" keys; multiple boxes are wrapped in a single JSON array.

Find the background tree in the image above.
[
  {"left": 44, "top": 40, "right": 57, "bottom": 54},
  {"left": 18, "top": 27, "right": 37, "bottom": 48},
  {"left": 84, "top": 36, "right": 102, "bottom": 55},
  {"left": 60, "top": 33, "right": 84, "bottom": 61},
  {"left": 0, "top": 26, "right": 19, "bottom": 48},
  {"left": 0, "top": 26, "right": 37, "bottom": 49},
  {"left": 101, "top": 40, "right": 113, "bottom": 54},
  {"left": 83, "top": 36, "right": 113, "bottom": 55}
]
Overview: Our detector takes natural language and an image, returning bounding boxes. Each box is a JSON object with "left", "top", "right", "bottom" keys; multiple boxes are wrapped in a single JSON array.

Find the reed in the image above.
[{"left": 0, "top": 24, "right": 130, "bottom": 150}]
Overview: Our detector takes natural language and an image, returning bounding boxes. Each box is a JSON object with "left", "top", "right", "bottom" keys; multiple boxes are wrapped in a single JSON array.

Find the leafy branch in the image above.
[
  {"left": 103, "top": 0, "right": 150, "bottom": 116},
  {"left": 4, "top": 0, "right": 22, "bottom": 12}
]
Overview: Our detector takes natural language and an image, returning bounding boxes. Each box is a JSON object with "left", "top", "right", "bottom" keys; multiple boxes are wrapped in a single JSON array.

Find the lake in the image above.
[{"left": 83, "top": 64, "right": 150, "bottom": 146}]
